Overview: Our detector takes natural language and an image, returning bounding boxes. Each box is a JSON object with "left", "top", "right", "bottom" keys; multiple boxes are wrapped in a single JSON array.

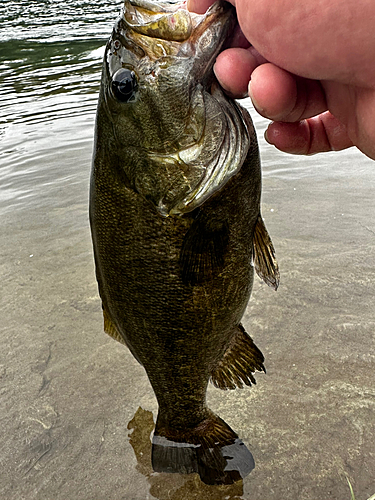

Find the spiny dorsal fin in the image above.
[
  {"left": 253, "top": 215, "right": 280, "bottom": 291},
  {"left": 102, "top": 305, "right": 127, "bottom": 346},
  {"left": 102, "top": 306, "right": 143, "bottom": 365},
  {"left": 210, "top": 324, "right": 265, "bottom": 390}
]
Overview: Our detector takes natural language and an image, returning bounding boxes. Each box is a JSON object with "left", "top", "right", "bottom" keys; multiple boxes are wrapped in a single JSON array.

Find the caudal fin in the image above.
[{"left": 151, "top": 411, "right": 255, "bottom": 485}]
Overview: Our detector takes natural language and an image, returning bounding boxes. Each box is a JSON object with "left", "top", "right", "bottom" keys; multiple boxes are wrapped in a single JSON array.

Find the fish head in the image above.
[{"left": 97, "top": 0, "right": 253, "bottom": 216}]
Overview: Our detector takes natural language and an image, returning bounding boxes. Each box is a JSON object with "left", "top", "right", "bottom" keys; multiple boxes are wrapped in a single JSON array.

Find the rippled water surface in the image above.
[{"left": 1, "top": 0, "right": 122, "bottom": 212}]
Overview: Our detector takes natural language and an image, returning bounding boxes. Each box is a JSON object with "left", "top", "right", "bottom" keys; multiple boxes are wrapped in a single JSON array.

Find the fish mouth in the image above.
[
  {"left": 123, "top": 0, "right": 234, "bottom": 41},
  {"left": 123, "top": 0, "right": 194, "bottom": 43},
  {"left": 118, "top": 0, "right": 236, "bottom": 84}
]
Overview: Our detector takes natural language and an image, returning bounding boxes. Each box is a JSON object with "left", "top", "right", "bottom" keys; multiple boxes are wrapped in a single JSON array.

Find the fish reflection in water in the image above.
[
  {"left": 127, "top": 407, "right": 245, "bottom": 499},
  {"left": 90, "top": 0, "right": 279, "bottom": 486}
]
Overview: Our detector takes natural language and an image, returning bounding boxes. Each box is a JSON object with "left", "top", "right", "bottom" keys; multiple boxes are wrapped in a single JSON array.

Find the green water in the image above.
[{"left": 0, "top": 1, "right": 123, "bottom": 211}]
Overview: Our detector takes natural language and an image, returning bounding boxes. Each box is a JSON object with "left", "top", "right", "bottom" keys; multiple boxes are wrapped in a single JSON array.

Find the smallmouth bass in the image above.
[{"left": 90, "top": 0, "right": 279, "bottom": 485}]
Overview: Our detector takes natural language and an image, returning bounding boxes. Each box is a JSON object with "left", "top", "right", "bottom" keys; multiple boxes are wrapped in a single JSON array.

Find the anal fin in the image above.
[
  {"left": 211, "top": 324, "right": 265, "bottom": 390},
  {"left": 253, "top": 215, "right": 280, "bottom": 290}
]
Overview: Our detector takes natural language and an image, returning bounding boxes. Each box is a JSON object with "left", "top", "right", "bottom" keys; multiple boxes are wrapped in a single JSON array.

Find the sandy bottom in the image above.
[{"left": 1, "top": 108, "right": 374, "bottom": 499}]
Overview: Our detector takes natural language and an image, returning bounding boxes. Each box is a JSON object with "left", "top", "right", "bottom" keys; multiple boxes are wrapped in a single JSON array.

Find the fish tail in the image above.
[{"left": 152, "top": 410, "right": 255, "bottom": 485}]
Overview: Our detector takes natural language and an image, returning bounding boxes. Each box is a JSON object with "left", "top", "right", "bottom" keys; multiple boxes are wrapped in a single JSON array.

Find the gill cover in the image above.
[{"left": 105, "top": 0, "right": 253, "bottom": 216}]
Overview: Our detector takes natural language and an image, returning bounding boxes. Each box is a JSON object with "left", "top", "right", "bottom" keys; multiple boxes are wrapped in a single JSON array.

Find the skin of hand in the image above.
[{"left": 188, "top": 0, "right": 375, "bottom": 159}]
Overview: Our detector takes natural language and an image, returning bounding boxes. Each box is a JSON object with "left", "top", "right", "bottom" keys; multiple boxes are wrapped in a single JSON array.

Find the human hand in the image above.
[{"left": 188, "top": 0, "right": 375, "bottom": 159}]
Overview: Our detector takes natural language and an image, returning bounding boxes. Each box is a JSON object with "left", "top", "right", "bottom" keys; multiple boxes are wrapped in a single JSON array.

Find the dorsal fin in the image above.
[
  {"left": 252, "top": 215, "right": 279, "bottom": 291},
  {"left": 102, "top": 305, "right": 127, "bottom": 346}
]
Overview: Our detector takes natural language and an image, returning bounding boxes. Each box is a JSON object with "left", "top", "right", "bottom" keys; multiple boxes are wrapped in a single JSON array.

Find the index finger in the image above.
[{"left": 213, "top": 47, "right": 267, "bottom": 98}]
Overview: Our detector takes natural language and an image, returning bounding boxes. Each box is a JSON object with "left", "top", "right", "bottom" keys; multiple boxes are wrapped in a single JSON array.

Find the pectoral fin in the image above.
[
  {"left": 179, "top": 211, "right": 229, "bottom": 285},
  {"left": 253, "top": 215, "right": 279, "bottom": 290}
]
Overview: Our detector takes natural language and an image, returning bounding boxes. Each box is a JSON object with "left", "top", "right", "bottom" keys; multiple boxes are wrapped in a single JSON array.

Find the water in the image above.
[
  {"left": 1, "top": 2, "right": 374, "bottom": 500},
  {"left": 0, "top": 0, "right": 121, "bottom": 212}
]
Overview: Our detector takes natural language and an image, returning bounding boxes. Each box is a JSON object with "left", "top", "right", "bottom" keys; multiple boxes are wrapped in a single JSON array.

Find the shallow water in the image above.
[
  {"left": 0, "top": 0, "right": 117, "bottom": 213},
  {"left": 1, "top": 2, "right": 375, "bottom": 500}
]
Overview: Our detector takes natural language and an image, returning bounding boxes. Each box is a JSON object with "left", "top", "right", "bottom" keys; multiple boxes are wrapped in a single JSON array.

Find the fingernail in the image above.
[
  {"left": 213, "top": 63, "right": 227, "bottom": 92},
  {"left": 213, "top": 62, "right": 218, "bottom": 79},
  {"left": 248, "top": 81, "right": 263, "bottom": 114}
]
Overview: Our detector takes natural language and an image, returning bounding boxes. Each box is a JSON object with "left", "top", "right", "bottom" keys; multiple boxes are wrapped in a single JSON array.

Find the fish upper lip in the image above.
[{"left": 120, "top": 0, "right": 236, "bottom": 60}]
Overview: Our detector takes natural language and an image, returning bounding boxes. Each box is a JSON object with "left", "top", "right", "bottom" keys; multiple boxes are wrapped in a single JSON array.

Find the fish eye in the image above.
[{"left": 111, "top": 68, "right": 138, "bottom": 103}]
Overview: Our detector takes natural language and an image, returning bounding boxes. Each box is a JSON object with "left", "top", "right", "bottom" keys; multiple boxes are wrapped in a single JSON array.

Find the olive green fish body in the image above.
[
  {"left": 92, "top": 127, "right": 259, "bottom": 407},
  {"left": 90, "top": 0, "right": 279, "bottom": 485}
]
